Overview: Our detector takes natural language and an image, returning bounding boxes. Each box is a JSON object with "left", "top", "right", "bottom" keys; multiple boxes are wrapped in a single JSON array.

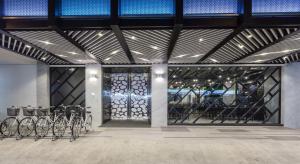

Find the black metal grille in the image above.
[
  {"left": 168, "top": 66, "right": 281, "bottom": 125},
  {"left": 50, "top": 67, "right": 86, "bottom": 109}
]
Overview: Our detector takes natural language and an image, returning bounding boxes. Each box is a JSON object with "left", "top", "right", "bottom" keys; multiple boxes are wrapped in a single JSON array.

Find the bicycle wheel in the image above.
[
  {"left": 85, "top": 115, "right": 93, "bottom": 133},
  {"left": 18, "top": 117, "right": 35, "bottom": 137},
  {"left": 71, "top": 117, "right": 82, "bottom": 140},
  {"left": 35, "top": 117, "right": 50, "bottom": 137},
  {"left": 0, "top": 117, "right": 19, "bottom": 137},
  {"left": 52, "top": 117, "right": 67, "bottom": 138}
]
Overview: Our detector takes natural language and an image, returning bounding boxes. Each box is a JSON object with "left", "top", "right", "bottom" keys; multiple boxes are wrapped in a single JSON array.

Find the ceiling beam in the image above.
[
  {"left": 234, "top": 28, "right": 300, "bottom": 62},
  {"left": 111, "top": 25, "right": 135, "bottom": 64},
  {"left": 197, "top": 0, "right": 251, "bottom": 63},
  {"left": 0, "top": 29, "right": 71, "bottom": 64},
  {"left": 166, "top": 0, "right": 183, "bottom": 63}
]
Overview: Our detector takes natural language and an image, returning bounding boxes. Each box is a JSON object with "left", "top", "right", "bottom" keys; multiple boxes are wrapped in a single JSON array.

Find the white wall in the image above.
[
  {"left": 37, "top": 63, "right": 50, "bottom": 107},
  {"left": 85, "top": 64, "right": 103, "bottom": 128},
  {"left": 282, "top": 63, "right": 300, "bottom": 128},
  {"left": 151, "top": 64, "right": 168, "bottom": 127},
  {"left": 0, "top": 65, "right": 38, "bottom": 120}
]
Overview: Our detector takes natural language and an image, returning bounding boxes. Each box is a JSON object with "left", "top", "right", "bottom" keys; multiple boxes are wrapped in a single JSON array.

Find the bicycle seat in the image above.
[{"left": 86, "top": 111, "right": 91, "bottom": 114}]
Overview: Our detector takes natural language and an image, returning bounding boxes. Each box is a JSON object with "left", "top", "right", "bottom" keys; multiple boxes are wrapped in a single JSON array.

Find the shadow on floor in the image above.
[{"left": 102, "top": 120, "right": 151, "bottom": 128}]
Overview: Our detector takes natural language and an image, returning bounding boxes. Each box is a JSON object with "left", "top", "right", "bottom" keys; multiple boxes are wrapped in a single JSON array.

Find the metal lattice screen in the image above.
[
  {"left": 102, "top": 68, "right": 151, "bottom": 122},
  {"left": 50, "top": 67, "right": 85, "bottom": 109},
  {"left": 168, "top": 66, "right": 281, "bottom": 125}
]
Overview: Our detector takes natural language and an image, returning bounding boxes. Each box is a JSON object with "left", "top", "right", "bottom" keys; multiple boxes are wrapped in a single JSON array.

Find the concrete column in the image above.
[
  {"left": 151, "top": 64, "right": 168, "bottom": 127},
  {"left": 85, "top": 64, "right": 103, "bottom": 128},
  {"left": 282, "top": 63, "right": 300, "bottom": 128},
  {"left": 36, "top": 62, "right": 50, "bottom": 107}
]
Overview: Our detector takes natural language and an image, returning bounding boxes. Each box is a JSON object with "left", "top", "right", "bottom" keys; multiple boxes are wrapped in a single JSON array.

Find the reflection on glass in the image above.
[{"left": 168, "top": 67, "right": 281, "bottom": 125}]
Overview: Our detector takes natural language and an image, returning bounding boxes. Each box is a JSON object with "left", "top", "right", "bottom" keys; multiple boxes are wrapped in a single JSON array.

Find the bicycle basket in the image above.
[
  {"left": 37, "top": 108, "right": 49, "bottom": 116},
  {"left": 23, "top": 107, "right": 36, "bottom": 116},
  {"left": 7, "top": 107, "right": 20, "bottom": 116}
]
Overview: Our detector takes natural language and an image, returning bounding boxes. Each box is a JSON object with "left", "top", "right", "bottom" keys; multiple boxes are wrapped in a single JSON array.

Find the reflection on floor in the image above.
[
  {"left": 102, "top": 120, "right": 150, "bottom": 128},
  {"left": 1, "top": 126, "right": 300, "bottom": 164}
]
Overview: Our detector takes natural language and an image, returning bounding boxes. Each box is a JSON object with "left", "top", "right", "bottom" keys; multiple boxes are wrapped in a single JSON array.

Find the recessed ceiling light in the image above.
[
  {"left": 104, "top": 57, "right": 111, "bottom": 61},
  {"left": 76, "top": 59, "right": 83, "bottom": 62},
  {"left": 25, "top": 45, "right": 31, "bottom": 48},
  {"left": 131, "top": 51, "right": 143, "bottom": 55},
  {"left": 58, "top": 55, "right": 67, "bottom": 58},
  {"left": 238, "top": 44, "right": 245, "bottom": 49},
  {"left": 138, "top": 58, "right": 150, "bottom": 62},
  {"left": 174, "top": 54, "right": 188, "bottom": 58},
  {"left": 283, "top": 56, "right": 289, "bottom": 60},
  {"left": 130, "top": 36, "right": 136, "bottom": 40},
  {"left": 253, "top": 59, "right": 265, "bottom": 63},
  {"left": 38, "top": 40, "right": 54, "bottom": 45},
  {"left": 150, "top": 46, "right": 159, "bottom": 50},
  {"left": 41, "top": 57, "right": 47, "bottom": 61},
  {"left": 190, "top": 54, "right": 203, "bottom": 58},
  {"left": 199, "top": 38, "right": 204, "bottom": 42},
  {"left": 97, "top": 32, "right": 103, "bottom": 37},
  {"left": 247, "top": 35, "right": 253, "bottom": 38},
  {"left": 282, "top": 49, "right": 292, "bottom": 53},
  {"left": 210, "top": 58, "right": 218, "bottom": 63},
  {"left": 68, "top": 52, "right": 78, "bottom": 55},
  {"left": 111, "top": 50, "right": 120, "bottom": 55},
  {"left": 218, "top": 75, "right": 222, "bottom": 78}
]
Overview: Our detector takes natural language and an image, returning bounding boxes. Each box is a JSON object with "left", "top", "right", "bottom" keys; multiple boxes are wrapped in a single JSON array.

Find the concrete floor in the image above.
[{"left": 1, "top": 126, "right": 300, "bottom": 164}]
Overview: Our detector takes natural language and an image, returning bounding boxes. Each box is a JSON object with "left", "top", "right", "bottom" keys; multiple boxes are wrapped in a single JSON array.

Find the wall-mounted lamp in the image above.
[
  {"left": 89, "top": 70, "right": 99, "bottom": 82},
  {"left": 155, "top": 71, "right": 166, "bottom": 81}
]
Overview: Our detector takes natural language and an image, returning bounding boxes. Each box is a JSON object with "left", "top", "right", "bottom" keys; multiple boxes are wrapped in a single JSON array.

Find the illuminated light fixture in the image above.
[
  {"left": 91, "top": 92, "right": 96, "bottom": 96},
  {"left": 77, "top": 59, "right": 83, "bottom": 62},
  {"left": 282, "top": 49, "right": 292, "bottom": 53},
  {"left": 97, "top": 32, "right": 103, "bottom": 37},
  {"left": 253, "top": 59, "right": 265, "bottom": 63},
  {"left": 173, "top": 75, "right": 177, "bottom": 78},
  {"left": 38, "top": 40, "right": 54, "bottom": 45},
  {"left": 138, "top": 58, "right": 150, "bottom": 62},
  {"left": 199, "top": 38, "right": 204, "bottom": 42},
  {"left": 174, "top": 54, "right": 188, "bottom": 58},
  {"left": 238, "top": 44, "right": 245, "bottom": 49},
  {"left": 229, "top": 81, "right": 233, "bottom": 83},
  {"left": 130, "top": 36, "right": 137, "bottom": 40},
  {"left": 111, "top": 50, "right": 120, "bottom": 55},
  {"left": 41, "top": 57, "right": 47, "bottom": 61},
  {"left": 218, "top": 75, "right": 222, "bottom": 78},
  {"left": 150, "top": 45, "right": 159, "bottom": 50},
  {"left": 283, "top": 56, "right": 289, "bottom": 60},
  {"left": 246, "top": 35, "right": 253, "bottom": 38},
  {"left": 58, "top": 55, "right": 67, "bottom": 58},
  {"left": 69, "top": 68, "right": 75, "bottom": 72},
  {"left": 210, "top": 58, "right": 218, "bottom": 63},
  {"left": 25, "top": 45, "right": 31, "bottom": 48},
  {"left": 68, "top": 52, "right": 78, "bottom": 55},
  {"left": 190, "top": 54, "right": 203, "bottom": 58},
  {"left": 131, "top": 51, "right": 143, "bottom": 55},
  {"left": 193, "top": 79, "right": 198, "bottom": 82},
  {"left": 227, "top": 77, "right": 230, "bottom": 80},
  {"left": 207, "top": 79, "right": 211, "bottom": 82},
  {"left": 244, "top": 76, "right": 249, "bottom": 80},
  {"left": 104, "top": 57, "right": 111, "bottom": 61}
]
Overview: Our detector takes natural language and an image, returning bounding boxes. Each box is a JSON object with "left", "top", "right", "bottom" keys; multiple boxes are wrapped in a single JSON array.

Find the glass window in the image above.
[
  {"left": 252, "top": 0, "right": 300, "bottom": 15},
  {"left": 168, "top": 66, "right": 281, "bottom": 125},
  {"left": 3, "top": 0, "right": 48, "bottom": 16},
  {"left": 60, "top": 0, "right": 110, "bottom": 16},
  {"left": 183, "top": 0, "right": 239, "bottom": 16},
  {"left": 119, "top": 0, "right": 175, "bottom": 16}
]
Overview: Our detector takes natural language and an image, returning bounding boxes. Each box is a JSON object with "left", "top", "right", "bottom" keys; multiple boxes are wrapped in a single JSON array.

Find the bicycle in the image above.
[
  {"left": 52, "top": 105, "right": 78, "bottom": 141},
  {"left": 34, "top": 106, "right": 56, "bottom": 140},
  {"left": 71, "top": 106, "right": 93, "bottom": 141},
  {"left": 0, "top": 106, "right": 21, "bottom": 138},
  {"left": 17, "top": 106, "right": 38, "bottom": 138}
]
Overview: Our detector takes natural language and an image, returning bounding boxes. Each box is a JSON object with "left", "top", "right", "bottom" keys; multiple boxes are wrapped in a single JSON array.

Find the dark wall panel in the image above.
[{"left": 50, "top": 67, "right": 85, "bottom": 108}]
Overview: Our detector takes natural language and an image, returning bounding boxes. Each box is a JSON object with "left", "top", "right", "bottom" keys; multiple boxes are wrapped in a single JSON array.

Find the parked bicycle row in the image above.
[{"left": 0, "top": 105, "right": 92, "bottom": 142}]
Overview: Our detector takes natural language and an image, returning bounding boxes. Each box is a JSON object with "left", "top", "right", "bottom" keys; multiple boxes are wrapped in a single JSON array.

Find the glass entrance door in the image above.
[{"left": 103, "top": 68, "right": 151, "bottom": 122}]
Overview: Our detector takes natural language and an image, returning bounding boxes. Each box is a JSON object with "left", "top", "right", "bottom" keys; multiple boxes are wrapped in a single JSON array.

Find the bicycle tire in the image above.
[
  {"left": 18, "top": 117, "right": 35, "bottom": 137},
  {"left": 0, "top": 117, "right": 19, "bottom": 137},
  {"left": 52, "top": 117, "right": 67, "bottom": 138},
  {"left": 85, "top": 115, "right": 93, "bottom": 133},
  {"left": 35, "top": 117, "right": 50, "bottom": 137}
]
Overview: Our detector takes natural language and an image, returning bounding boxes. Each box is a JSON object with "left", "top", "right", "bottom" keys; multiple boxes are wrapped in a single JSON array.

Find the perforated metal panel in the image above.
[
  {"left": 123, "top": 30, "right": 172, "bottom": 63},
  {"left": 60, "top": 0, "right": 110, "bottom": 16},
  {"left": 3, "top": 0, "right": 48, "bottom": 16},
  {"left": 270, "top": 52, "right": 300, "bottom": 64},
  {"left": 252, "top": 0, "right": 300, "bottom": 15},
  {"left": 119, "top": 0, "right": 175, "bottom": 16},
  {"left": 9, "top": 31, "right": 96, "bottom": 64},
  {"left": 241, "top": 29, "right": 300, "bottom": 63},
  {"left": 170, "top": 29, "right": 233, "bottom": 63},
  {"left": 183, "top": 0, "right": 239, "bottom": 16},
  {"left": 65, "top": 30, "right": 130, "bottom": 64},
  {"left": 201, "top": 28, "right": 299, "bottom": 63}
]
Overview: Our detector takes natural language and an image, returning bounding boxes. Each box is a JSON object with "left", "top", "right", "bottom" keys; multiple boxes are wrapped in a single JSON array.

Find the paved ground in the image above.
[{"left": 1, "top": 126, "right": 300, "bottom": 164}]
